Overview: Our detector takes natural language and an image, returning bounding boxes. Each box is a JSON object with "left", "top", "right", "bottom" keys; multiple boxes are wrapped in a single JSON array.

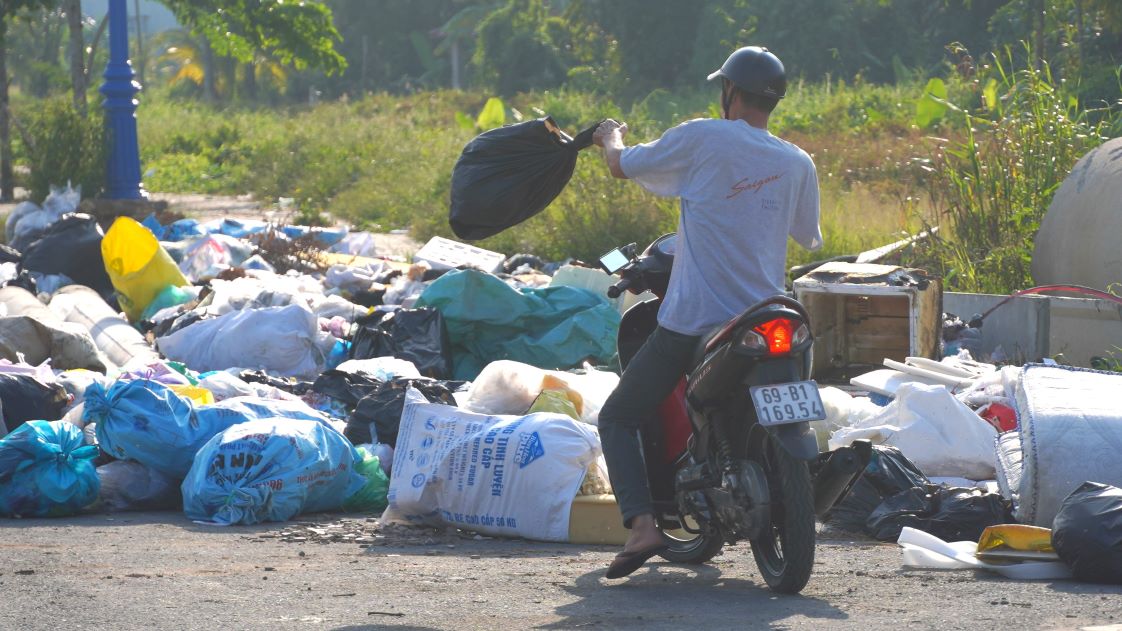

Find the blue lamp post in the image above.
[{"left": 100, "top": 0, "right": 145, "bottom": 199}]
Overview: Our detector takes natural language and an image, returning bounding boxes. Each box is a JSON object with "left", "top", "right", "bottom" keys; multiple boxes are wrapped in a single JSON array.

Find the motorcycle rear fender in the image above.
[{"left": 768, "top": 422, "right": 819, "bottom": 461}]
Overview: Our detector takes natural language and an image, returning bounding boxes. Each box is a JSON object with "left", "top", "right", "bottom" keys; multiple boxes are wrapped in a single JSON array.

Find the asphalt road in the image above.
[{"left": 1, "top": 512, "right": 1120, "bottom": 631}]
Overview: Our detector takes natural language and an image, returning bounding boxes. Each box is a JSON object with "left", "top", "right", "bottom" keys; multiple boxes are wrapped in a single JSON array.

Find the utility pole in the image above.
[{"left": 100, "top": 0, "right": 144, "bottom": 199}]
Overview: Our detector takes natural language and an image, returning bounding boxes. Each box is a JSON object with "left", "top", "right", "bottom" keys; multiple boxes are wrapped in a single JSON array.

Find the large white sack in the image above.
[
  {"left": 1002, "top": 364, "right": 1122, "bottom": 527},
  {"left": 829, "top": 382, "right": 998, "bottom": 480},
  {"left": 384, "top": 388, "right": 601, "bottom": 542},
  {"left": 157, "top": 304, "right": 323, "bottom": 378}
]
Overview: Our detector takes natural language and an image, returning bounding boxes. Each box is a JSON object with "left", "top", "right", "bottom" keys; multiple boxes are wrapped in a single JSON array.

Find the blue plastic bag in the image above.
[
  {"left": 182, "top": 418, "right": 365, "bottom": 525},
  {"left": 0, "top": 420, "right": 100, "bottom": 517},
  {"left": 84, "top": 380, "right": 334, "bottom": 479}
]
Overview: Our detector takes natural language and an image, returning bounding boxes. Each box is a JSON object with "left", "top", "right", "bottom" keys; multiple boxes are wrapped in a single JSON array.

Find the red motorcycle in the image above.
[{"left": 601, "top": 234, "right": 869, "bottom": 593}]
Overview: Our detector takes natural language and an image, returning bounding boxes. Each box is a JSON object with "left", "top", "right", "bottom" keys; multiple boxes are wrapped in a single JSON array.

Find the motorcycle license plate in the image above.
[{"left": 750, "top": 381, "right": 827, "bottom": 426}]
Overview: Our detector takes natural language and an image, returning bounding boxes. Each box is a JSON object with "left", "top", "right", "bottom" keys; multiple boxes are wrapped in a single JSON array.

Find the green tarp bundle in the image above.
[{"left": 416, "top": 270, "right": 620, "bottom": 380}]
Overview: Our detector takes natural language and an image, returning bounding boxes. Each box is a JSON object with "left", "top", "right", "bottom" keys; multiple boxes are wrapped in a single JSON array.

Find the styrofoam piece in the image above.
[
  {"left": 883, "top": 358, "right": 975, "bottom": 388},
  {"left": 850, "top": 368, "right": 947, "bottom": 397},
  {"left": 413, "top": 236, "right": 505, "bottom": 274},
  {"left": 906, "top": 356, "right": 995, "bottom": 378}
]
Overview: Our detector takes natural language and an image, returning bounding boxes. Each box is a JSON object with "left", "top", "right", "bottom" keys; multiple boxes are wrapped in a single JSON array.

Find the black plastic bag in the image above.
[
  {"left": 866, "top": 484, "right": 1012, "bottom": 542},
  {"left": 351, "top": 308, "right": 453, "bottom": 379},
  {"left": 312, "top": 369, "right": 382, "bottom": 407},
  {"left": 1052, "top": 481, "right": 1122, "bottom": 584},
  {"left": 345, "top": 377, "right": 466, "bottom": 447},
  {"left": 449, "top": 117, "right": 599, "bottom": 241},
  {"left": 826, "top": 445, "right": 930, "bottom": 532},
  {"left": 19, "top": 214, "right": 115, "bottom": 298},
  {"left": 0, "top": 374, "right": 69, "bottom": 433}
]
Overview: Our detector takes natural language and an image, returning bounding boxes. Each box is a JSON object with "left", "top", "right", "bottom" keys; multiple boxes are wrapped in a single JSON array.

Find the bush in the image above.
[
  {"left": 22, "top": 99, "right": 106, "bottom": 203},
  {"left": 910, "top": 48, "right": 1115, "bottom": 293}
]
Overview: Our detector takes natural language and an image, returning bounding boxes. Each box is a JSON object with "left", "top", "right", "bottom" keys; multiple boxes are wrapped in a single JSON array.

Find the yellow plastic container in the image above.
[
  {"left": 102, "top": 216, "right": 189, "bottom": 322},
  {"left": 168, "top": 384, "right": 215, "bottom": 406},
  {"left": 568, "top": 495, "right": 629, "bottom": 545}
]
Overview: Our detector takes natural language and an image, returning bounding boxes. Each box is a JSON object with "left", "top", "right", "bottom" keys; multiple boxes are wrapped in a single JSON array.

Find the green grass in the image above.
[{"left": 118, "top": 81, "right": 940, "bottom": 268}]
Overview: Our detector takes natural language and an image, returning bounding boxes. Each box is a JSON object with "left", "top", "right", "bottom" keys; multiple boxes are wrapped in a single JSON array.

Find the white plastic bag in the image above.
[
  {"left": 829, "top": 382, "right": 998, "bottom": 480},
  {"left": 463, "top": 360, "right": 618, "bottom": 425},
  {"left": 384, "top": 388, "right": 601, "bottom": 541},
  {"left": 157, "top": 304, "right": 323, "bottom": 378}
]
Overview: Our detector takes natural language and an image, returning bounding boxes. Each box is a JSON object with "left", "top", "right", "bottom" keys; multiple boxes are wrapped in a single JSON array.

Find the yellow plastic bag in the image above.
[
  {"left": 102, "top": 216, "right": 189, "bottom": 322},
  {"left": 168, "top": 384, "right": 215, "bottom": 406}
]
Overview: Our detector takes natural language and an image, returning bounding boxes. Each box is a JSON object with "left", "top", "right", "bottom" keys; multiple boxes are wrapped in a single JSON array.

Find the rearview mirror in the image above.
[{"left": 599, "top": 248, "right": 631, "bottom": 274}]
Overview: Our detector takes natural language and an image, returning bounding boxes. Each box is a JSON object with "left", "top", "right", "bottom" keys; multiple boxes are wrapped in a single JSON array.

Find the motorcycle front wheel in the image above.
[{"left": 750, "top": 434, "right": 816, "bottom": 594}]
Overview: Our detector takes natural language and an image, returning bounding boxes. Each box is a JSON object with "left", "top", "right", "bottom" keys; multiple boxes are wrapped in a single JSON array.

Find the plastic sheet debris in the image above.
[
  {"left": 94, "top": 460, "right": 180, "bottom": 512},
  {"left": 178, "top": 234, "right": 254, "bottom": 280},
  {"left": 1052, "top": 481, "right": 1122, "bottom": 584},
  {"left": 182, "top": 418, "right": 365, "bottom": 525},
  {"left": 157, "top": 304, "right": 325, "bottom": 378},
  {"left": 0, "top": 420, "right": 99, "bottom": 517},
  {"left": 417, "top": 269, "right": 620, "bottom": 380},
  {"left": 350, "top": 308, "right": 452, "bottom": 379},
  {"left": 384, "top": 388, "right": 602, "bottom": 541},
  {"left": 330, "top": 232, "right": 378, "bottom": 258},
  {"left": 829, "top": 382, "right": 998, "bottom": 480},
  {"left": 448, "top": 117, "right": 597, "bottom": 241},
  {"left": 85, "top": 379, "right": 334, "bottom": 478}
]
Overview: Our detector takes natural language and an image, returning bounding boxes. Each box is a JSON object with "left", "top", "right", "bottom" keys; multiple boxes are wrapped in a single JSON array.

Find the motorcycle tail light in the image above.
[{"left": 739, "top": 318, "right": 810, "bottom": 355}]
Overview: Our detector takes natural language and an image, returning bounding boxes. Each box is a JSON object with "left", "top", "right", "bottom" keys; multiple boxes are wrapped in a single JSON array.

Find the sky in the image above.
[{"left": 81, "top": 0, "right": 179, "bottom": 33}]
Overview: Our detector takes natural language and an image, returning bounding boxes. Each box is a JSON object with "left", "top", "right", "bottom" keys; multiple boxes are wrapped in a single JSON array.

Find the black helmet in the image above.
[{"left": 707, "top": 46, "right": 786, "bottom": 99}]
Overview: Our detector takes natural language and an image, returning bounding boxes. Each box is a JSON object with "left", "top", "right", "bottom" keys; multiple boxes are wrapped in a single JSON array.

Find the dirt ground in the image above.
[{"left": 1, "top": 511, "right": 1120, "bottom": 631}]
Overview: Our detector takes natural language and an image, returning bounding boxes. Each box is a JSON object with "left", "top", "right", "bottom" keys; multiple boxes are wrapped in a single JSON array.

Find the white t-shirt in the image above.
[{"left": 620, "top": 118, "right": 822, "bottom": 336}]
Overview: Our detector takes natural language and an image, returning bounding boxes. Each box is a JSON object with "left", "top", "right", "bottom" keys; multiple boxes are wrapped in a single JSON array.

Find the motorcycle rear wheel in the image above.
[
  {"left": 750, "top": 435, "right": 816, "bottom": 594},
  {"left": 658, "top": 517, "right": 723, "bottom": 564}
]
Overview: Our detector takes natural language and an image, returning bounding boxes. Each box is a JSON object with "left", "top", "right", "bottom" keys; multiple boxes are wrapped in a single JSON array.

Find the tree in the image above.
[
  {"left": 161, "top": 0, "right": 346, "bottom": 100},
  {"left": 473, "top": 0, "right": 568, "bottom": 95},
  {"left": 0, "top": 0, "right": 56, "bottom": 201}
]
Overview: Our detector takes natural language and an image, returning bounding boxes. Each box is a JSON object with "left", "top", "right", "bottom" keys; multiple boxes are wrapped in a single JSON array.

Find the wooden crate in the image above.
[{"left": 793, "top": 262, "right": 941, "bottom": 381}]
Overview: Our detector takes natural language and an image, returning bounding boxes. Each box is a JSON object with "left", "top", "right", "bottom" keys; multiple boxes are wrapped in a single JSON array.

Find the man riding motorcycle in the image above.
[{"left": 591, "top": 46, "right": 823, "bottom": 579}]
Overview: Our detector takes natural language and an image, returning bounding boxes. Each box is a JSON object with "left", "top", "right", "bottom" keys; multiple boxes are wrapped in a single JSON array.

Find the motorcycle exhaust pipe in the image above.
[{"left": 812, "top": 440, "right": 873, "bottom": 519}]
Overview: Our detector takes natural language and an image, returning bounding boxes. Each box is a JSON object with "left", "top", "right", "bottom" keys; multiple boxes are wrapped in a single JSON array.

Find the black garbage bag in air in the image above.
[
  {"left": 449, "top": 117, "right": 600, "bottom": 241},
  {"left": 1052, "top": 481, "right": 1122, "bottom": 584},
  {"left": 19, "top": 214, "right": 115, "bottom": 298},
  {"left": 866, "top": 484, "right": 1012, "bottom": 542},
  {"left": 351, "top": 308, "right": 453, "bottom": 380}
]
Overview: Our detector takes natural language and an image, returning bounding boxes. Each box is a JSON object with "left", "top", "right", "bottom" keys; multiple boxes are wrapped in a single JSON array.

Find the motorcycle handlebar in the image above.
[{"left": 607, "top": 277, "right": 633, "bottom": 299}]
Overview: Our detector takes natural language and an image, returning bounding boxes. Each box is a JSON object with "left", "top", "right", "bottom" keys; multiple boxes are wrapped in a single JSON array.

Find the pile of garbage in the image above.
[
  {"left": 0, "top": 201, "right": 622, "bottom": 541},
  {"left": 821, "top": 349, "right": 1122, "bottom": 584}
]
